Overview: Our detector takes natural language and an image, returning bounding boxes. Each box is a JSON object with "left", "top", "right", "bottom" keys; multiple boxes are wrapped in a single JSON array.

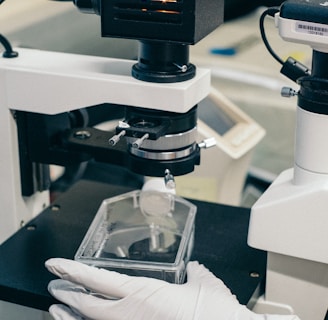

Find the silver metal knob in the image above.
[
  {"left": 198, "top": 137, "right": 216, "bottom": 149},
  {"left": 164, "top": 169, "right": 176, "bottom": 189},
  {"left": 109, "top": 130, "right": 126, "bottom": 146},
  {"left": 132, "top": 133, "right": 149, "bottom": 149},
  {"left": 281, "top": 87, "right": 298, "bottom": 98}
]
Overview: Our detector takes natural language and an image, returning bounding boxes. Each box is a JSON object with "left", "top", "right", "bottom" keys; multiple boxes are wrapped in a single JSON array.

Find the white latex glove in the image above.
[{"left": 46, "top": 258, "right": 301, "bottom": 320}]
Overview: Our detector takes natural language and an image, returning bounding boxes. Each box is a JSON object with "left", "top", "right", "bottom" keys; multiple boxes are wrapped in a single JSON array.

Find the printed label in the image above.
[{"left": 296, "top": 21, "right": 328, "bottom": 37}]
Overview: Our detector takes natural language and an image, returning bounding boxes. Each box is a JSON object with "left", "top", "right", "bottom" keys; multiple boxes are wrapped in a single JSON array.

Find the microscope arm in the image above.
[
  {"left": 0, "top": 49, "right": 210, "bottom": 115},
  {"left": 1, "top": 48, "right": 209, "bottom": 198}
]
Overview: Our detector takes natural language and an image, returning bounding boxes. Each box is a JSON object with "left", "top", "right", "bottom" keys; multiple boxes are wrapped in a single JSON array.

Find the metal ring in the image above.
[
  {"left": 129, "top": 144, "right": 196, "bottom": 160},
  {"left": 126, "top": 127, "right": 197, "bottom": 151}
]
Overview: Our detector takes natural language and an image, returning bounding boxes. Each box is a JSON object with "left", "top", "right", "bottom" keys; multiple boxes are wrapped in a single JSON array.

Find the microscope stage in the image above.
[{"left": 0, "top": 180, "right": 266, "bottom": 311}]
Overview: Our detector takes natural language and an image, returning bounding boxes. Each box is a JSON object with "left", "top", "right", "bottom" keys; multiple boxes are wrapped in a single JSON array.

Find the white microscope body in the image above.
[
  {"left": 0, "top": 48, "right": 210, "bottom": 244},
  {"left": 248, "top": 3, "right": 328, "bottom": 319}
]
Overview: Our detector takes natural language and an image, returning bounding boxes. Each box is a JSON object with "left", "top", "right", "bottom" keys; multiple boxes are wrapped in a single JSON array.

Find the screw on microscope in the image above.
[
  {"left": 173, "top": 63, "right": 188, "bottom": 72},
  {"left": 249, "top": 271, "right": 260, "bottom": 278},
  {"left": 51, "top": 204, "right": 61, "bottom": 212},
  {"left": 109, "top": 130, "right": 126, "bottom": 146},
  {"left": 74, "top": 130, "right": 91, "bottom": 140},
  {"left": 281, "top": 87, "right": 298, "bottom": 98},
  {"left": 164, "top": 169, "right": 176, "bottom": 189},
  {"left": 132, "top": 133, "right": 149, "bottom": 148}
]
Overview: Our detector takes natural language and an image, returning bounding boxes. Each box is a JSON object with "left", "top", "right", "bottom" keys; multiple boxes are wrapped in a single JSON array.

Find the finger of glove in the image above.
[
  {"left": 187, "top": 261, "right": 227, "bottom": 287},
  {"left": 46, "top": 258, "right": 164, "bottom": 298},
  {"left": 49, "top": 304, "right": 84, "bottom": 320},
  {"left": 49, "top": 287, "right": 176, "bottom": 320},
  {"left": 186, "top": 261, "right": 237, "bottom": 305},
  {"left": 48, "top": 279, "right": 119, "bottom": 320}
]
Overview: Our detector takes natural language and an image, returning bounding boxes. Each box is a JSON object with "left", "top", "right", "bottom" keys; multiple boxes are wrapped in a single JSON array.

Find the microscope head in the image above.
[{"left": 74, "top": 0, "right": 224, "bottom": 82}]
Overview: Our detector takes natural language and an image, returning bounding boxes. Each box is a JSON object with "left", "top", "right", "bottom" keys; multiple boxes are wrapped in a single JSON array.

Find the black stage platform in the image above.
[{"left": 0, "top": 180, "right": 266, "bottom": 311}]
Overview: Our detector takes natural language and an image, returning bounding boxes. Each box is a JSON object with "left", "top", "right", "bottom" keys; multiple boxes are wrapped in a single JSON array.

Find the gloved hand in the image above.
[{"left": 46, "top": 258, "right": 300, "bottom": 320}]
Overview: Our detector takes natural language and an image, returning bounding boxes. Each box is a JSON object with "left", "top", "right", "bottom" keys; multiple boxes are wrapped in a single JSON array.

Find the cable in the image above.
[
  {"left": 259, "top": 7, "right": 282, "bottom": 65},
  {"left": 259, "top": 6, "right": 310, "bottom": 82},
  {"left": 0, "top": 34, "right": 18, "bottom": 58},
  {"left": 0, "top": 0, "right": 18, "bottom": 57}
]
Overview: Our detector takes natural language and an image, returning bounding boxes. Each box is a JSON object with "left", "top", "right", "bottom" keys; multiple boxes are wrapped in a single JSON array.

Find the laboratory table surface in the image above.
[{"left": 0, "top": 180, "right": 266, "bottom": 311}]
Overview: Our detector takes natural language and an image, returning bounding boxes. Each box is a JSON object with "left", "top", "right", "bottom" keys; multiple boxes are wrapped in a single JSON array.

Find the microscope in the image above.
[
  {"left": 248, "top": 1, "right": 328, "bottom": 319},
  {"left": 0, "top": 0, "right": 223, "bottom": 243},
  {"left": 1, "top": 0, "right": 325, "bottom": 318}
]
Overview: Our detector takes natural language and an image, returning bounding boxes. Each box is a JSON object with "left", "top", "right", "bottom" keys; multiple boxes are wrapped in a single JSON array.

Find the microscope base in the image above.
[
  {"left": 253, "top": 296, "right": 294, "bottom": 315},
  {"left": 253, "top": 252, "right": 328, "bottom": 320}
]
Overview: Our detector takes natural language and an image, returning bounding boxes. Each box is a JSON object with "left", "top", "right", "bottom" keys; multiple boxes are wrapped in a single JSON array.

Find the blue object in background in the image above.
[
  {"left": 210, "top": 35, "right": 259, "bottom": 56},
  {"left": 210, "top": 47, "right": 238, "bottom": 56}
]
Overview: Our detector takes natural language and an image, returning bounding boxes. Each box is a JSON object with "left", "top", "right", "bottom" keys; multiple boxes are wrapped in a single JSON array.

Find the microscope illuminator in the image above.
[{"left": 74, "top": 0, "right": 224, "bottom": 83}]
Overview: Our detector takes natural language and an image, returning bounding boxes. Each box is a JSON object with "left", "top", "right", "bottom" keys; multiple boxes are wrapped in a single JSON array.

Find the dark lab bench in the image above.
[{"left": 0, "top": 180, "right": 266, "bottom": 311}]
